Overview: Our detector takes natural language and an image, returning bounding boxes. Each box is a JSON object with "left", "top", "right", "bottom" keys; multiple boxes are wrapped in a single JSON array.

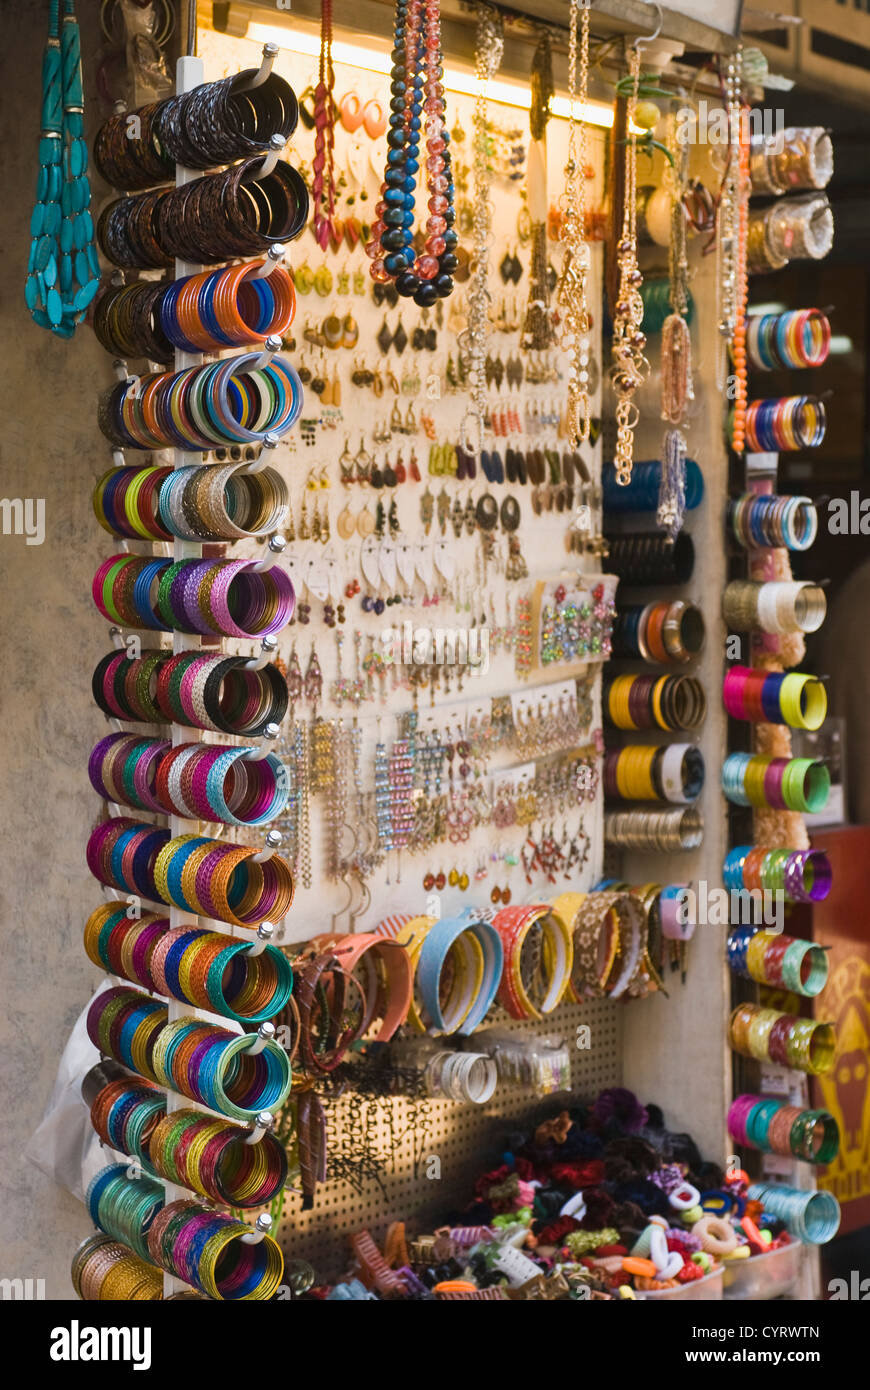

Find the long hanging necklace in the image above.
[
  {"left": 522, "top": 32, "right": 556, "bottom": 353},
  {"left": 459, "top": 3, "right": 504, "bottom": 453},
  {"left": 367, "top": 0, "right": 458, "bottom": 306},
  {"left": 312, "top": 0, "right": 337, "bottom": 252},
  {"left": 26, "top": 0, "right": 99, "bottom": 337},
  {"left": 609, "top": 42, "right": 647, "bottom": 487},
  {"left": 660, "top": 108, "right": 693, "bottom": 427},
  {"left": 557, "top": 0, "right": 593, "bottom": 445},
  {"left": 658, "top": 106, "right": 692, "bottom": 536}
]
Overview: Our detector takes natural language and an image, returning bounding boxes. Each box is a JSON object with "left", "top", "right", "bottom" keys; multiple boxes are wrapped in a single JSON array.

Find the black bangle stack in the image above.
[
  {"left": 604, "top": 531, "right": 695, "bottom": 586},
  {"left": 96, "top": 157, "right": 309, "bottom": 269},
  {"left": 94, "top": 70, "right": 299, "bottom": 190}
]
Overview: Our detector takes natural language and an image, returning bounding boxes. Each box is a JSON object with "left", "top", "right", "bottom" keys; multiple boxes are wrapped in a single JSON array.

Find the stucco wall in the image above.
[{"left": 0, "top": 0, "right": 111, "bottom": 1299}]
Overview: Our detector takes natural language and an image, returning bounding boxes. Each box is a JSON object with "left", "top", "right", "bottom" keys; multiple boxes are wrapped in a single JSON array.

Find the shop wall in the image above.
[{"left": 0, "top": 0, "right": 106, "bottom": 1298}]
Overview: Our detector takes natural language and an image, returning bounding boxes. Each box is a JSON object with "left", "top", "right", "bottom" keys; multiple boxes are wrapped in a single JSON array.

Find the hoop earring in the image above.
[{"left": 362, "top": 98, "right": 388, "bottom": 139}]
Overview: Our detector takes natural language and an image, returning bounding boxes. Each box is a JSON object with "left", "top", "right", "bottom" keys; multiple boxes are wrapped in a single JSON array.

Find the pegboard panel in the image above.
[{"left": 276, "top": 999, "right": 621, "bottom": 1279}]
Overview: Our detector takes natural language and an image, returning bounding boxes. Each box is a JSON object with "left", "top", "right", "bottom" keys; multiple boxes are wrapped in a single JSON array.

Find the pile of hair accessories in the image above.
[{"left": 295, "top": 1089, "right": 839, "bottom": 1300}]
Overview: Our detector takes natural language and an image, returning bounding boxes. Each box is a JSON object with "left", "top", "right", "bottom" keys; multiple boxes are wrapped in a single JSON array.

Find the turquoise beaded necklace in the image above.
[{"left": 25, "top": 0, "right": 99, "bottom": 338}]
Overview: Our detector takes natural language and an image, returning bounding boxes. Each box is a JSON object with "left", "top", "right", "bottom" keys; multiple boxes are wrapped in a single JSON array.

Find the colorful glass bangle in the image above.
[
  {"left": 90, "top": 1079, "right": 288, "bottom": 1208},
  {"left": 92, "top": 555, "right": 295, "bottom": 640},
  {"left": 87, "top": 987, "right": 293, "bottom": 1120},
  {"left": 83, "top": 903, "right": 293, "bottom": 1022},
  {"left": 99, "top": 352, "right": 303, "bottom": 451}
]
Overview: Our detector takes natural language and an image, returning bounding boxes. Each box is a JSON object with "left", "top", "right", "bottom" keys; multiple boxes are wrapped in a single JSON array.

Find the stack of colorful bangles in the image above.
[
  {"left": 605, "top": 673, "right": 706, "bottom": 731},
  {"left": 86, "top": 1166, "right": 284, "bottom": 1299},
  {"left": 742, "top": 396, "right": 826, "bottom": 452},
  {"left": 726, "top": 927, "right": 829, "bottom": 996},
  {"left": 728, "top": 1094, "right": 840, "bottom": 1165},
  {"left": 746, "top": 1184, "right": 840, "bottom": 1245},
  {"left": 88, "top": 732, "right": 289, "bottom": 826},
  {"left": 92, "top": 554, "right": 295, "bottom": 638},
  {"left": 93, "top": 69, "right": 300, "bottom": 187},
  {"left": 723, "top": 845, "right": 832, "bottom": 902},
  {"left": 728, "top": 493, "right": 818, "bottom": 550},
  {"left": 86, "top": 987, "right": 293, "bottom": 1121},
  {"left": 72, "top": 1233, "right": 163, "bottom": 1301},
  {"left": 601, "top": 457, "right": 703, "bottom": 513},
  {"left": 89, "top": 1079, "right": 288, "bottom": 1207},
  {"left": 729, "top": 1002, "right": 835, "bottom": 1075},
  {"left": 93, "top": 460, "right": 289, "bottom": 542},
  {"left": 611, "top": 600, "right": 705, "bottom": 663},
  {"left": 92, "top": 649, "right": 288, "bottom": 736},
  {"left": 98, "top": 353, "right": 303, "bottom": 451},
  {"left": 604, "top": 744, "right": 705, "bottom": 803},
  {"left": 723, "top": 665, "right": 827, "bottom": 729},
  {"left": 722, "top": 752, "right": 830, "bottom": 813},
  {"left": 604, "top": 806, "right": 704, "bottom": 852},
  {"left": 746, "top": 308, "right": 831, "bottom": 371},
  {"left": 722, "top": 580, "right": 826, "bottom": 635},
  {"left": 86, "top": 817, "right": 295, "bottom": 928},
  {"left": 93, "top": 259, "right": 296, "bottom": 360},
  {"left": 603, "top": 532, "right": 695, "bottom": 586},
  {"left": 83, "top": 904, "right": 293, "bottom": 1022},
  {"left": 97, "top": 158, "right": 309, "bottom": 269}
]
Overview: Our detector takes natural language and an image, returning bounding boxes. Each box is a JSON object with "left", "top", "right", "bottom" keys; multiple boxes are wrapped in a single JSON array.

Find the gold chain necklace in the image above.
[
  {"left": 610, "top": 43, "right": 648, "bottom": 486},
  {"left": 557, "top": 0, "right": 592, "bottom": 446}
]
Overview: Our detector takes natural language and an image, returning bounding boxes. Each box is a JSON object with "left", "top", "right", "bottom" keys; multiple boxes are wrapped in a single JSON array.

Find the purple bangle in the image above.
[
  {"left": 252, "top": 867, "right": 279, "bottom": 921},
  {"left": 786, "top": 848, "right": 833, "bottom": 902},
  {"left": 182, "top": 1032, "right": 217, "bottom": 1105},
  {"left": 88, "top": 734, "right": 126, "bottom": 801},
  {"left": 206, "top": 560, "right": 249, "bottom": 639},
  {"left": 193, "top": 845, "right": 231, "bottom": 920},
  {"left": 175, "top": 561, "right": 213, "bottom": 634},
  {"left": 130, "top": 917, "right": 167, "bottom": 987},
  {"left": 763, "top": 757, "right": 788, "bottom": 809},
  {"left": 135, "top": 740, "right": 170, "bottom": 813}
]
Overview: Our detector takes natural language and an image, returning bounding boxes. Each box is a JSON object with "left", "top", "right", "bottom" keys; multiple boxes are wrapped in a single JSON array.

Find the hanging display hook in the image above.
[
  {"left": 239, "top": 42, "right": 280, "bottom": 93},
  {"left": 635, "top": 2, "right": 664, "bottom": 47}
]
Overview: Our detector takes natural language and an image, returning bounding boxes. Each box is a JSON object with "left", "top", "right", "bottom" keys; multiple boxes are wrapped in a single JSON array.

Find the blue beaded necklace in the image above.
[
  {"left": 25, "top": 0, "right": 100, "bottom": 338},
  {"left": 366, "top": 0, "right": 458, "bottom": 306}
]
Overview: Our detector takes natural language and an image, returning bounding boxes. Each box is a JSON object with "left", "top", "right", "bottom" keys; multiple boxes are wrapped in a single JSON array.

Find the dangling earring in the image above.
[
  {"left": 304, "top": 647, "right": 323, "bottom": 706},
  {"left": 285, "top": 644, "right": 303, "bottom": 713}
]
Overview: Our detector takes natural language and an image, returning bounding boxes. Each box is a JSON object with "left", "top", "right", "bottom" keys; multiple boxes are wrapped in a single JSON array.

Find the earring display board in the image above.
[{"left": 195, "top": 23, "right": 611, "bottom": 940}]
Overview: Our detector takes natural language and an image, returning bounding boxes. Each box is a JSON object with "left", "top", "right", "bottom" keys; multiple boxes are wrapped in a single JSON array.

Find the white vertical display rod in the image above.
[{"left": 163, "top": 49, "right": 206, "bottom": 1300}]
